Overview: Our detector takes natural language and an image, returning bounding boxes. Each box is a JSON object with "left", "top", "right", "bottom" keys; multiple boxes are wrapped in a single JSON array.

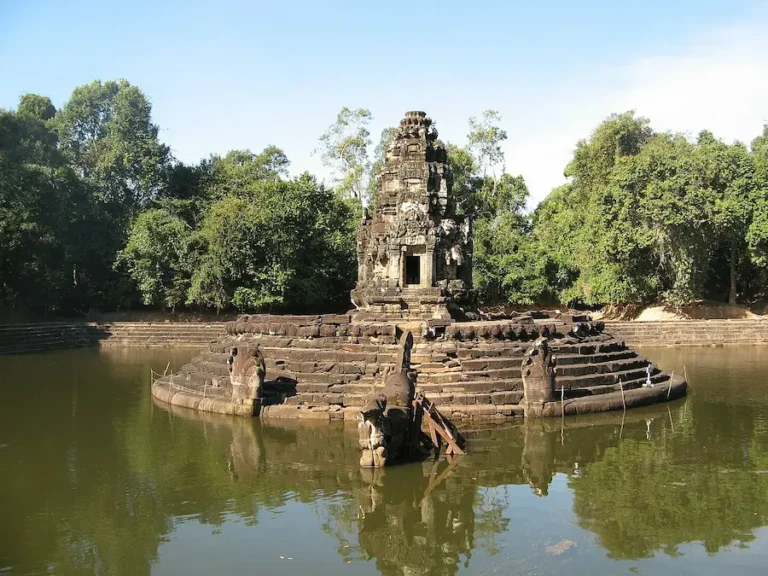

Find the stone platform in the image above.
[{"left": 151, "top": 312, "right": 687, "bottom": 420}]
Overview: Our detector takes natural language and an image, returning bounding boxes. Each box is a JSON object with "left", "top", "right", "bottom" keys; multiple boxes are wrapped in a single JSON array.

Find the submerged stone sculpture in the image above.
[
  {"left": 358, "top": 393, "right": 388, "bottom": 468},
  {"left": 227, "top": 346, "right": 266, "bottom": 402},
  {"left": 358, "top": 331, "right": 417, "bottom": 467}
]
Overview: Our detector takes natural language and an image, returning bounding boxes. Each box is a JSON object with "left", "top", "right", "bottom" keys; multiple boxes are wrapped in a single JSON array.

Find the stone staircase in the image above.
[
  {"left": 0, "top": 322, "right": 226, "bottom": 355},
  {"left": 605, "top": 319, "right": 768, "bottom": 346},
  {"left": 168, "top": 327, "right": 672, "bottom": 421}
]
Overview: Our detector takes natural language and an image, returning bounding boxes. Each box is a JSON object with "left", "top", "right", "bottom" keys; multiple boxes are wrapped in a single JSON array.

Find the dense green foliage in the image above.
[
  {"left": 2, "top": 80, "right": 767, "bottom": 316},
  {"left": 534, "top": 113, "right": 768, "bottom": 308},
  {"left": 1, "top": 82, "right": 355, "bottom": 316}
]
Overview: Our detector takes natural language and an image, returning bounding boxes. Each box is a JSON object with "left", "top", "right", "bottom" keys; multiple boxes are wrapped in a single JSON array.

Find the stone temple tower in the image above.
[{"left": 351, "top": 111, "right": 473, "bottom": 321}]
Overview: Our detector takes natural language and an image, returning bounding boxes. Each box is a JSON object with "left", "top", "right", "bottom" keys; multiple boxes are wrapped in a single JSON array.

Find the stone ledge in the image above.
[{"left": 605, "top": 320, "right": 768, "bottom": 346}]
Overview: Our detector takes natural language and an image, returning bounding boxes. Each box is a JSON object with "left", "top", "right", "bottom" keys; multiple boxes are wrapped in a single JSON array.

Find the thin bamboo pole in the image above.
[
  {"left": 619, "top": 379, "right": 626, "bottom": 411},
  {"left": 560, "top": 386, "right": 565, "bottom": 446}
]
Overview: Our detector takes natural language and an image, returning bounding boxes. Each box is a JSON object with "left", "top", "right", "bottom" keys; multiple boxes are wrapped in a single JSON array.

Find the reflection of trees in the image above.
[
  {"left": 565, "top": 346, "right": 768, "bottom": 560},
  {"left": 0, "top": 349, "right": 188, "bottom": 576},
  {"left": 5, "top": 347, "right": 768, "bottom": 574},
  {"left": 571, "top": 406, "right": 768, "bottom": 559}
]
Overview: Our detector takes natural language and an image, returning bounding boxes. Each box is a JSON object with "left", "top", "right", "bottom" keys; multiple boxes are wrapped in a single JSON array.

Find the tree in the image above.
[
  {"left": 536, "top": 112, "right": 663, "bottom": 306},
  {"left": 449, "top": 113, "right": 549, "bottom": 306},
  {"left": 698, "top": 132, "right": 757, "bottom": 305},
  {"left": 534, "top": 112, "right": 766, "bottom": 308},
  {"left": 316, "top": 107, "right": 372, "bottom": 202},
  {"left": 613, "top": 133, "right": 712, "bottom": 306},
  {"left": 531, "top": 185, "right": 581, "bottom": 299},
  {"left": 447, "top": 143, "right": 483, "bottom": 218},
  {"left": 0, "top": 101, "right": 86, "bottom": 313},
  {"left": 17, "top": 94, "right": 56, "bottom": 121},
  {"left": 50, "top": 80, "right": 173, "bottom": 309},
  {"left": 115, "top": 209, "right": 195, "bottom": 311},
  {"left": 202, "top": 147, "right": 290, "bottom": 202},
  {"left": 565, "top": 111, "right": 653, "bottom": 192},
  {"left": 54, "top": 80, "right": 171, "bottom": 212},
  {"left": 747, "top": 126, "right": 768, "bottom": 295},
  {"left": 473, "top": 179, "right": 550, "bottom": 305},
  {"left": 188, "top": 173, "right": 355, "bottom": 312},
  {"left": 467, "top": 110, "right": 507, "bottom": 181},
  {"left": 367, "top": 126, "right": 397, "bottom": 207}
]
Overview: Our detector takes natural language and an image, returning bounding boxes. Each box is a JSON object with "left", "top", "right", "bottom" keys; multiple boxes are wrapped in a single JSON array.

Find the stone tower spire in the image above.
[{"left": 351, "top": 111, "right": 473, "bottom": 321}]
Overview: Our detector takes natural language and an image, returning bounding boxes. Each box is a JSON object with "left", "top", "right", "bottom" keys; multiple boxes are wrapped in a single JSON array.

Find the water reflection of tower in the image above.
[{"left": 357, "top": 460, "right": 475, "bottom": 576}]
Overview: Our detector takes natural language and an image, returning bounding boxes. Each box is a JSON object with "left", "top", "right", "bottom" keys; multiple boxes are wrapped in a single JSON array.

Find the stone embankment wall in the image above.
[
  {"left": 0, "top": 322, "right": 225, "bottom": 354},
  {"left": 605, "top": 320, "right": 768, "bottom": 346},
  {"left": 3, "top": 318, "right": 768, "bottom": 355}
]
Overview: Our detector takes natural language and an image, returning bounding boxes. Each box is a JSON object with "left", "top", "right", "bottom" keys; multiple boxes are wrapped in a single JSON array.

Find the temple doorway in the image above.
[{"left": 405, "top": 255, "right": 421, "bottom": 286}]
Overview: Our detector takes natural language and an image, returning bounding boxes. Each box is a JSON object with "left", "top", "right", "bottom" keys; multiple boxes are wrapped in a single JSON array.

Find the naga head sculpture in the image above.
[
  {"left": 227, "top": 345, "right": 266, "bottom": 401},
  {"left": 395, "top": 330, "right": 414, "bottom": 373}
]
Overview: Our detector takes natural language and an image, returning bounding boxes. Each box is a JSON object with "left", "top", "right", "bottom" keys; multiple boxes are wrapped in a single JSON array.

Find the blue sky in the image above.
[{"left": 2, "top": 0, "right": 768, "bottom": 204}]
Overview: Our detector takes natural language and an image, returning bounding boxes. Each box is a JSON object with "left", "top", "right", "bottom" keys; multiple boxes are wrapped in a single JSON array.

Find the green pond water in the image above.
[{"left": 1, "top": 346, "right": 768, "bottom": 575}]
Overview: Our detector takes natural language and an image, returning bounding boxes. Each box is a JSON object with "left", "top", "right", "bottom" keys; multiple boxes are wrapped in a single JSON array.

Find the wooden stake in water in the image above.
[
  {"left": 667, "top": 371, "right": 674, "bottom": 399},
  {"left": 561, "top": 386, "right": 565, "bottom": 446},
  {"left": 683, "top": 364, "right": 693, "bottom": 392},
  {"left": 619, "top": 379, "right": 626, "bottom": 411},
  {"left": 561, "top": 386, "right": 565, "bottom": 417}
]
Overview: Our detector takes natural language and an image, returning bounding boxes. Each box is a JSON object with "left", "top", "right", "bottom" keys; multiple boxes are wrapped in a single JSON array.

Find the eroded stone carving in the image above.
[
  {"left": 358, "top": 393, "right": 388, "bottom": 468},
  {"left": 521, "top": 337, "right": 556, "bottom": 417},
  {"left": 381, "top": 330, "right": 415, "bottom": 407},
  {"left": 351, "top": 111, "right": 474, "bottom": 320},
  {"left": 227, "top": 345, "right": 266, "bottom": 402},
  {"left": 358, "top": 331, "right": 416, "bottom": 467}
]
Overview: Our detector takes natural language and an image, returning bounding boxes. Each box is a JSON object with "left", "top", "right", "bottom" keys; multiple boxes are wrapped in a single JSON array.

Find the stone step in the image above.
[
  {"left": 454, "top": 347, "right": 527, "bottom": 360},
  {"left": 0, "top": 331, "right": 97, "bottom": 342},
  {"left": 207, "top": 340, "right": 402, "bottom": 354},
  {"left": 342, "top": 378, "right": 523, "bottom": 396},
  {"left": 416, "top": 367, "right": 523, "bottom": 384},
  {"left": 341, "top": 390, "right": 523, "bottom": 407},
  {"left": 554, "top": 349, "right": 638, "bottom": 366},
  {"left": 565, "top": 372, "right": 670, "bottom": 398},
  {"left": 414, "top": 357, "right": 522, "bottom": 374},
  {"left": 295, "top": 383, "right": 346, "bottom": 394},
  {"left": 284, "top": 393, "right": 344, "bottom": 406},
  {"left": 185, "top": 357, "right": 386, "bottom": 386},
  {"left": 437, "top": 404, "right": 524, "bottom": 419},
  {"left": 557, "top": 366, "right": 656, "bottom": 390},
  {"left": 0, "top": 336, "right": 97, "bottom": 350},
  {"left": 554, "top": 357, "right": 649, "bottom": 378},
  {"left": 551, "top": 339, "right": 627, "bottom": 355}
]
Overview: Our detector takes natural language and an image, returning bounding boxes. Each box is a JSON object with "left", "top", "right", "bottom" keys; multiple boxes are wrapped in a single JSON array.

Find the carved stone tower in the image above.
[{"left": 351, "top": 111, "right": 473, "bottom": 321}]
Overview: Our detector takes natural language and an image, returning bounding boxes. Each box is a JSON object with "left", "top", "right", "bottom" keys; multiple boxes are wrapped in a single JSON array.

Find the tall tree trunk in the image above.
[{"left": 729, "top": 241, "right": 737, "bottom": 306}]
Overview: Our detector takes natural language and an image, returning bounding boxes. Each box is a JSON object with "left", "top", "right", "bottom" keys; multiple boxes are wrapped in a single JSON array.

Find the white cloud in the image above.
[{"left": 505, "top": 20, "right": 768, "bottom": 208}]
